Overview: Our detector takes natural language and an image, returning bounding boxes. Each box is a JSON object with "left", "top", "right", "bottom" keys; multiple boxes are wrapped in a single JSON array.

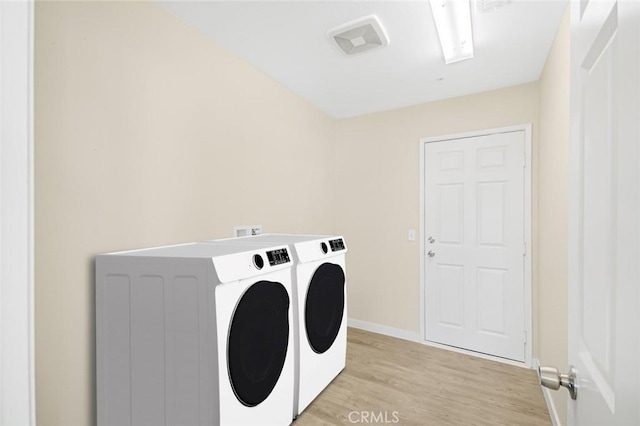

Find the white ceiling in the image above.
[{"left": 161, "top": 0, "right": 567, "bottom": 118}]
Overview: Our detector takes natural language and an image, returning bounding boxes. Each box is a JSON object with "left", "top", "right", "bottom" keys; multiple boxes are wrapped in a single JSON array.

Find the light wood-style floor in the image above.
[{"left": 296, "top": 328, "right": 550, "bottom": 426}]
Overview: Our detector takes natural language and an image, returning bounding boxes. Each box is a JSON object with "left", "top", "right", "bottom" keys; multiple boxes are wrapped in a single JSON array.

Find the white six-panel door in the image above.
[
  {"left": 567, "top": 0, "right": 639, "bottom": 424},
  {"left": 424, "top": 131, "right": 526, "bottom": 362}
]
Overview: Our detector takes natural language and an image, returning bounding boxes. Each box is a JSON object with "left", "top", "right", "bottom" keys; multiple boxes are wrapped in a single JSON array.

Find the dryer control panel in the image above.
[
  {"left": 267, "top": 248, "right": 291, "bottom": 266},
  {"left": 329, "top": 238, "right": 345, "bottom": 252}
]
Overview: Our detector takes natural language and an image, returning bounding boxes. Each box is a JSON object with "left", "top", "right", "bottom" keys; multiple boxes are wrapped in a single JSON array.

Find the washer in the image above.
[
  {"left": 96, "top": 242, "right": 295, "bottom": 426},
  {"left": 205, "top": 234, "right": 348, "bottom": 417}
]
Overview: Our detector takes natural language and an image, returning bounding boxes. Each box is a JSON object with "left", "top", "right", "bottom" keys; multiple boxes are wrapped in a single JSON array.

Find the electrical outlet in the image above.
[{"left": 250, "top": 225, "right": 262, "bottom": 236}]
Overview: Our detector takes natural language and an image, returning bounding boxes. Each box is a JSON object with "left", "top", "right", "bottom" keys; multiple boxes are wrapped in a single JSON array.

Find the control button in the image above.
[
  {"left": 253, "top": 254, "right": 264, "bottom": 270},
  {"left": 321, "top": 242, "right": 328, "bottom": 254}
]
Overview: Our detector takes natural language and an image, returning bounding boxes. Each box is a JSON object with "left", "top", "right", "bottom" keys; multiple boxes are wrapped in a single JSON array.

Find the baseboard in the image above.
[
  {"left": 533, "top": 359, "right": 562, "bottom": 426},
  {"left": 347, "top": 318, "right": 420, "bottom": 343}
]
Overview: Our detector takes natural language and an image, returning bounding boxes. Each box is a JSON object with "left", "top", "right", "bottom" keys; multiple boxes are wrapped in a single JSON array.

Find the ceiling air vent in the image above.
[{"left": 328, "top": 15, "right": 389, "bottom": 56}]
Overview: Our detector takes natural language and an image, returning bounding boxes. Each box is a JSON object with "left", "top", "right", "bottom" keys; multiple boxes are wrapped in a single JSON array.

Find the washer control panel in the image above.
[
  {"left": 329, "top": 238, "right": 345, "bottom": 252},
  {"left": 266, "top": 248, "right": 291, "bottom": 266}
]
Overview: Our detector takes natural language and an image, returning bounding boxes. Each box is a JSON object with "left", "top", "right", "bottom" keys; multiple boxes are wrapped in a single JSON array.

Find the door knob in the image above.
[
  {"left": 427, "top": 251, "right": 436, "bottom": 258},
  {"left": 539, "top": 366, "right": 577, "bottom": 400},
  {"left": 428, "top": 236, "right": 435, "bottom": 244}
]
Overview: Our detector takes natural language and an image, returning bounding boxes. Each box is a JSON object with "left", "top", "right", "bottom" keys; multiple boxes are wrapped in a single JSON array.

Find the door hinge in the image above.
[
  {"left": 522, "top": 242, "right": 527, "bottom": 256},
  {"left": 524, "top": 330, "right": 528, "bottom": 344}
]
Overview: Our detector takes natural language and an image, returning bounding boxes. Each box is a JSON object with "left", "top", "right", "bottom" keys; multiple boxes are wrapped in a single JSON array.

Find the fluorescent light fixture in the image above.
[{"left": 429, "top": 0, "right": 474, "bottom": 64}]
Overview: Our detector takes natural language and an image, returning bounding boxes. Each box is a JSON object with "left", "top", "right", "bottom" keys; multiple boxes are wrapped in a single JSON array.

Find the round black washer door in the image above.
[
  {"left": 228, "top": 280, "right": 290, "bottom": 407},
  {"left": 305, "top": 263, "right": 346, "bottom": 354}
]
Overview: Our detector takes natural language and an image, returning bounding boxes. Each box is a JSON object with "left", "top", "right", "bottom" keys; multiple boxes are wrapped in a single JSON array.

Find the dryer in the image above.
[
  {"left": 206, "top": 234, "right": 348, "bottom": 417},
  {"left": 96, "top": 242, "right": 295, "bottom": 426}
]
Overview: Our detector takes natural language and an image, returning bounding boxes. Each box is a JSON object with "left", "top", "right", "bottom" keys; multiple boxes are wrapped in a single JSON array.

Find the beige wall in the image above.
[
  {"left": 35, "top": 2, "right": 335, "bottom": 425},
  {"left": 334, "top": 83, "right": 540, "bottom": 336},
  {"left": 537, "top": 4, "right": 570, "bottom": 423}
]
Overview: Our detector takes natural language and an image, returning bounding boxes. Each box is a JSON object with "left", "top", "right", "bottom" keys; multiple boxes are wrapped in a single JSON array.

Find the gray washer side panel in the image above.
[{"left": 96, "top": 256, "right": 219, "bottom": 426}]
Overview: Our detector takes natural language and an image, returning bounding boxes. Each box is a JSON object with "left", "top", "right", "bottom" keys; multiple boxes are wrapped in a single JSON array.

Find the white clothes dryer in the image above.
[
  {"left": 96, "top": 242, "right": 295, "bottom": 426},
  {"left": 206, "top": 234, "right": 348, "bottom": 417}
]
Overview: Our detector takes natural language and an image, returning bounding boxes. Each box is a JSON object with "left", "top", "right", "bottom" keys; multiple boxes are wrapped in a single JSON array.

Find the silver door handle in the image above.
[
  {"left": 428, "top": 236, "right": 435, "bottom": 244},
  {"left": 427, "top": 251, "right": 436, "bottom": 258},
  {"left": 539, "top": 366, "right": 577, "bottom": 400}
]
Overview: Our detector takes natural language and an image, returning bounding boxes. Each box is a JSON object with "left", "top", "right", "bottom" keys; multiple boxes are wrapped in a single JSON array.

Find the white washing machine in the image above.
[
  {"left": 205, "top": 234, "right": 348, "bottom": 417},
  {"left": 96, "top": 242, "right": 295, "bottom": 426}
]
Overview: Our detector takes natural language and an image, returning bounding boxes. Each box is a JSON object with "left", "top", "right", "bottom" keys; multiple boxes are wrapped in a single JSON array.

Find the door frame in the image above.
[
  {"left": 0, "top": 0, "right": 36, "bottom": 424},
  {"left": 419, "top": 123, "right": 533, "bottom": 367}
]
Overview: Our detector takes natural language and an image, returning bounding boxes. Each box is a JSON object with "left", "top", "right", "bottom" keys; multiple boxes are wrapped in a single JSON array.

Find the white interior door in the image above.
[
  {"left": 566, "top": 0, "right": 640, "bottom": 424},
  {"left": 424, "top": 131, "right": 527, "bottom": 362}
]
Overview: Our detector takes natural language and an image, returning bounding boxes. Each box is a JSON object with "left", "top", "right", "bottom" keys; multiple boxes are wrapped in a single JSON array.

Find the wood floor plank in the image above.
[{"left": 295, "top": 328, "right": 551, "bottom": 426}]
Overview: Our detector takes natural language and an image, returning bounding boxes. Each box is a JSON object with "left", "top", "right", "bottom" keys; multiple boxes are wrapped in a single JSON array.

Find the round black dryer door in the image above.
[
  {"left": 227, "top": 280, "right": 290, "bottom": 407},
  {"left": 305, "top": 263, "right": 346, "bottom": 354}
]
